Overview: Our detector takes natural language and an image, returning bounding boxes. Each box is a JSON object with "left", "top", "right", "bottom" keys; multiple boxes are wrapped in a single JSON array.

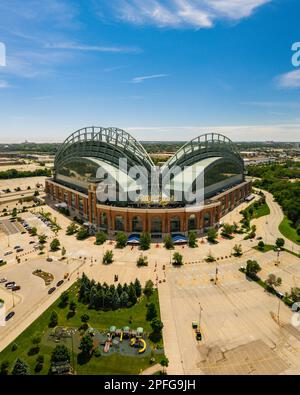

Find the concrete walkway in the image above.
[{"left": 140, "top": 363, "right": 161, "bottom": 375}]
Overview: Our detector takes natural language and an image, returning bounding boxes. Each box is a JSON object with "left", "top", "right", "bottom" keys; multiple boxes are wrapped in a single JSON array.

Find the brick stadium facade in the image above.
[{"left": 46, "top": 127, "right": 252, "bottom": 236}]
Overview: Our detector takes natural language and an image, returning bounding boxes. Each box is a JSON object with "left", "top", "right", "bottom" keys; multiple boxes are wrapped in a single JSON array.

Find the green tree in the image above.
[
  {"left": 76, "top": 226, "right": 89, "bottom": 240},
  {"left": 140, "top": 232, "right": 151, "bottom": 250},
  {"left": 51, "top": 345, "right": 70, "bottom": 363},
  {"left": 137, "top": 255, "right": 148, "bottom": 267},
  {"left": 0, "top": 361, "right": 9, "bottom": 376},
  {"left": 289, "top": 287, "right": 300, "bottom": 303},
  {"left": 79, "top": 335, "right": 93, "bottom": 355},
  {"left": 265, "top": 273, "right": 282, "bottom": 290},
  {"left": 50, "top": 238, "right": 60, "bottom": 251},
  {"left": 144, "top": 279, "right": 154, "bottom": 298},
  {"left": 12, "top": 358, "right": 30, "bottom": 375},
  {"left": 207, "top": 227, "right": 218, "bottom": 243},
  {"left": 257, "top": 240, "right": 265, "bottom": 251},
  {"left": 38, "top": 234, "right": 47, "bottom": 244},
  {"left": 172, "top": 252, "right": 183, "bottom": 266},
  {"left": 61, "top": 246, "right": 66, "bottom": 258},
  {"left": 275, "top": 238, "right": 285, "bottom": 249},
  {"left": 151, "top": 318, "right": 164, "bottom": 339},
  {"left": 128, "top": 283, "right": 137, "bottom": 306},
  {"left": 81, "top": 314, "right": 90, "bottom": 323},
  {"left": 30, "top": 226, "right": 37, "bottom": 236},
  {"left": 221, "top": 223, "right": 234, "bottom": 238},
  {"left": 164, "top": 234, "right": 174, "bottom": 250},
  {"left": 66, "top": 222, "right": 78, "bottom": 235},
  {"left": 116, "top": 232, "right": 128, "bottom": 248},
  {"left": 59, "top": 291, "right": 69, "bottom": 308},
  {"left": 246, "top": 260, "right": 261, "bottom": 278},
  {"left": 232, "top": 244, "right": 243, "bottom": 257},
  {"left": 134, "top": 278, "right": 142, "bottom": 298},
  {"left": 146, "top": 302, "right": 157, "bottom": 321},
  {"left": 188, "top": 231, "right": 197, "bottom": 248},
  {"left": 95, "top": 231, "right": 107, "bottom": 245},
  {"left": 160, "top": 356, "right": 169, "bottom": 374},
  {"left": 49, "top": 311, "right": 58, "bottom": 328},
  {"left": 103, "top": 250, "right": 114, "bottom": 264},
  {"left": 120, "top": 291, "right": 129, "bottom": 307},
  {"left": 70, "top": 300, "right": 77, "bottom": 314}
]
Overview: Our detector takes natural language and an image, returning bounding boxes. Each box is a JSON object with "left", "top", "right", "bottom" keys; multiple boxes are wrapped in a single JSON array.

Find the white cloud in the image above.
[
  {"left": 45, "top": 42, "right": 141, "bottom": 53},
  {"left": 0, "top": 80, "right": 10, "bottom": 88},
  {"left": 101, "top": 0, "right": 270, "bottom": 28},
  {"left": 206, "top": 0, "right": 270, "bottom": 20},
  {"left": 276, "top": 69, "right": 300, "bottom": 89},
  {"left": 131, "top": 73, "right": 169, "bottom": 83}
]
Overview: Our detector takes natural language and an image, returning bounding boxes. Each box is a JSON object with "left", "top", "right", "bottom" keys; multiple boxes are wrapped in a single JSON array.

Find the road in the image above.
[{"left": 255, "top": 190, "right": 299, "bottom": 252}]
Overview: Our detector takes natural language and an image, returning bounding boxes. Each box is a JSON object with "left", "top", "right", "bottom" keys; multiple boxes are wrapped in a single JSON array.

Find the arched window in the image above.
[
  {"left": 100, "top": 212, "right": 108, "bottom": 230},
  {"left": 115, "top": 215, "right": 124, "bottom": 231},
  {"left": 203, "top": 212, "right": 211, "bottom": 227},
  {"left": 151, "top": 217, "right": 162, "bottom": 234},
  {"left": 188, "top": 214, "right": 197, "bottom": 231},
  {"left": 132, "top": 216, "right": 143, "bottom": 233},
  {"left": 170, "top": 216, "right": 181, "bottom": 233}
]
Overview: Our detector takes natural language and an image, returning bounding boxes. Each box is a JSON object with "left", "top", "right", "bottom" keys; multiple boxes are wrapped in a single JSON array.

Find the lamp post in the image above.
[
  {"left": 277, "top": 298, "right": 281, "bottom": 325},
  {"left": 11, "top": 289, "right": 15, "bottom": 308},
  {"left": 199, "top": 303, "right": 203, "bottom": 327}
]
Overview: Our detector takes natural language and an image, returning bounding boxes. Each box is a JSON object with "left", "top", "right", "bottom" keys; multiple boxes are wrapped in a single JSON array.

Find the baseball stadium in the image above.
[{"left": 45, "top": 127, "right": 251, "bottom": 237}]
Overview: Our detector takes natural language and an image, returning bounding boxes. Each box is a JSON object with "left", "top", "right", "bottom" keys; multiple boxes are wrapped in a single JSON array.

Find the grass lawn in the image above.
[
  {"left": 252, "top": 202, "right": 270, "bottom": 218},
  {"left": 279, "top": 217, "right": 300, "bottom": 246},
  {"left": 0, "top": 284, "right": 163, "bottom": 375},
  {"left": 253, "top": 244, "right": 274, "bottom": 253}
]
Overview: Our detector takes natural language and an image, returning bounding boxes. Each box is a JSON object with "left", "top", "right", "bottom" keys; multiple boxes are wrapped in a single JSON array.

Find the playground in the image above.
[{"left": 46, "top": 325, "right": 152, "bottom": 358}]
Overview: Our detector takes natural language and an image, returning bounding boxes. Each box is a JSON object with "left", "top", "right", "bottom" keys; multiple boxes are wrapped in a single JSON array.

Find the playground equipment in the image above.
[
  {"left": 138, "top": 339, "right": 146, "bottom": 354},
  {"left": 130, "top": 337, "right": 147, "bottom": 353},
  {"left": 104, "top": 333, "right": 112, "bottom": 353}
]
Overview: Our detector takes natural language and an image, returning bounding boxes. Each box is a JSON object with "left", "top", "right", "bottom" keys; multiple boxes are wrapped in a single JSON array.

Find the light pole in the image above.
[
  {"left": 277, "top": 298, "right": 281, "bottom": 325},
  {"left": 215, "top": 263, "right": 219, "bottom": 285},
  {"left": 11, "top": 289, "right": 15, "bottom": 308},
  {"left": 199, "top": 303, "right": 203, "bottom": 327},
  {"left": 276, "top": 248, "right": 281, "bottom": 266}
]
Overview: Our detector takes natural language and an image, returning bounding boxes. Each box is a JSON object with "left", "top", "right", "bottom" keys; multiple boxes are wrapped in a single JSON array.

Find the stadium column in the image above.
[{"left": 75, "top": 194, "right": 79, "bottom": 211}]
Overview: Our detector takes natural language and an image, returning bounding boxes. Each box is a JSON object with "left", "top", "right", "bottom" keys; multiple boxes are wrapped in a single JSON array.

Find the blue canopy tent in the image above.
[
  {"left": 172, "top": 234, "right": 188, "bottom": 244},
  {"left": 127, "top": 234, "right": 140, "bottom": 245}
]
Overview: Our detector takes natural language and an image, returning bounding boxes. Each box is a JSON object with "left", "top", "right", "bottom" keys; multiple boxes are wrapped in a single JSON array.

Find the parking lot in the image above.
[
  {"left": 159, "top": 257, "right": 300, "bottom": 375},
  {"left": 0, "top": 256, "right": 77, "bottom": 346}
]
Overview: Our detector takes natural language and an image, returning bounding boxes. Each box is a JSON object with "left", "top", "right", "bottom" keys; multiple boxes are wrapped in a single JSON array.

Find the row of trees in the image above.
[
  {"left": 249, "top": 162, "right": 300, "bottom": 227},
  {"left": 78, "top": 274, "right": 144, "bottom": 310},
  {"left": 0, "top": 168, "right": 51, "bottom": 179}
]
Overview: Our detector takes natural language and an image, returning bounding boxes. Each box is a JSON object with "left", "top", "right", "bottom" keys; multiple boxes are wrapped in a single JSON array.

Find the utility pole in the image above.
[
  {"left": 276, "top": 248, "right": 281, "bottom": 266},
  {"left": 215, "top": 263, "right": 219, "bottom": 285},
  {"left": 277, "top": 298, "right": 281, "bottom": 325},
  {"left": 199, "top": 303, "right": 203, "bottom": 326},
  {"left": 11, "top": 289, "right": 15, "bottom": 308}
]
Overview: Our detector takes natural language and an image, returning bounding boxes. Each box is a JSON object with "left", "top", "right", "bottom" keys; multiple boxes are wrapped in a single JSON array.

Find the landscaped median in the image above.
[
  {"left": 279, "top": 217, "right": 300, "bottom": 246},
  {"left": 0, "top": 276, "right": 165, "bottom": 375}
]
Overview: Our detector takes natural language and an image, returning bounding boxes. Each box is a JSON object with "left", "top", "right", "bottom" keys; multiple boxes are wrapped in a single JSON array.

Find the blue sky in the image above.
[{"left": 0, "top": 0, "right": 299, "bottom": 142}]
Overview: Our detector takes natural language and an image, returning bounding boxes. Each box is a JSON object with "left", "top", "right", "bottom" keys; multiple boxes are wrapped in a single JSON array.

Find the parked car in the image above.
[
  {"left": 29, "top": 241, "right": 35, "bottom": 244},
  {"left": 4, "top": 251, "right": 13, "bottom": 256},
  {"left": 48, "top": 287, "right": 56, "bottom": 294},
  {"left": 0, "top": 278, "right": 7, "bottom": 283},
  {"left": 12, "top": 285, "right": 21, "bottom": 291},
  {"left": 16, "top": 248, "right": 24, "bottom": 253},
  {"left": 5, "top": 282, "right": 16, "bottom": 289},
  {"left": 5, "top": 311, "right": 15, "bottom": 321},
  {"left": 13, "top": 246, "right": 21, "bottom": 250},
  {"left": 56, "top": 280, "right": 64, "bottom": 287}
]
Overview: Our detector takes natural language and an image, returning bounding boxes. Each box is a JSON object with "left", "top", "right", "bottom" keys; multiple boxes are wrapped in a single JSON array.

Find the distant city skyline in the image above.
[{"left": 0, "top": 0, "right": 299, "bottom": 142}]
